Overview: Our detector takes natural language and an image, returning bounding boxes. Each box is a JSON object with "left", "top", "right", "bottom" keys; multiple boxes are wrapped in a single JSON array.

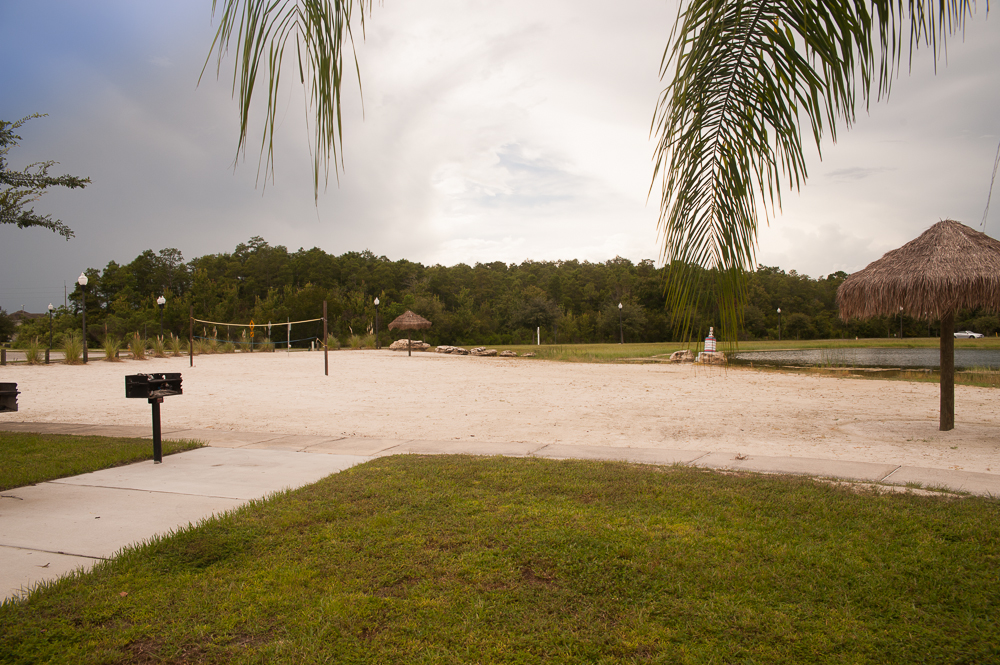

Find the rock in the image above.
[
  {"left": 389, "top": 339, "right": 430, "bottom": 351},
  {"left": 453, "top": 347, "right": 469, "bottom": 355},
  {"left": 499, "top": 350, "right": 517, "bottom": 357},
  {"left": 522, "top": 352, "right": 536, "bottom": 357},
  {"left": 696, "top": 351, "right": 726, "bottom": 365},
  {"left": 470, "top": 347, "right": 498, "bottom": 357},
  {"left": 435, "top": 345, "right": 455, "bottom": 353},
  {"left": 669, "top": 349, "right": 695, "bottom": 363}
]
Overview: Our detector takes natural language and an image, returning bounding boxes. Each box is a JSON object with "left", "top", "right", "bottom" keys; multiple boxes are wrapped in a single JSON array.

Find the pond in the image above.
[{"left": 730, "top": 347, "right": 1000, "bottom": 370}]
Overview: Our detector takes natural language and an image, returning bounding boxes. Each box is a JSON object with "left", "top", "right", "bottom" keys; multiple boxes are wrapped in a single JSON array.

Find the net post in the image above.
[
  {"left": 323, "top": 300, "right": 329, "bottom": 376},
  {"left": 189, "top": 306, "right": 194, "bottom": 367}
]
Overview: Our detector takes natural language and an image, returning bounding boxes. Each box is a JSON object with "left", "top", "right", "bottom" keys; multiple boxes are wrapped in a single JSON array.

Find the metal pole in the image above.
[
  {"left": 151, "top": 398, "right": 163, "bottom": 463},
  {"left": 159, "top": 304, "right": 164, "bottom": 338},
  {"left": 618, "top": 305, "right": 624, "bottom": 344},
  {"left": 189, "top": 306, "right": 194, "bottom": 367},
  {"left": 81, "top": 290, "right": 88, "bottom": 364},
  {"left": 323, "top": 300, "right": 329, "bottom": 376},
  {"left": 47, "top": 309, "right": 53, "bottom": 364},
  {"left": 375, "top": 304, "right": 379, "bottom": 349}
]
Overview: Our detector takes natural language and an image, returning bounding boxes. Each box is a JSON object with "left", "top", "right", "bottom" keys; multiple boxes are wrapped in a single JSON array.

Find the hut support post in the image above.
[
  {"left": 940, "top": 310, "right": 955, "bottom": 431},
  {"left": 323, "top": 301, "right": 329, "bottom": 376},
  {"left": 408, "top": 333, "right": 412, "bottom": 357},
  {"left": 189, "top": 306, "right": 194, "bottom": 367}
]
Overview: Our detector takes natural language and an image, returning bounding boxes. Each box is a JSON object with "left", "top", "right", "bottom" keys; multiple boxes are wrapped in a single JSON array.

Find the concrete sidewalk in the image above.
[{"left": 3, "top": 422, "right": 998, "bottom": 600}]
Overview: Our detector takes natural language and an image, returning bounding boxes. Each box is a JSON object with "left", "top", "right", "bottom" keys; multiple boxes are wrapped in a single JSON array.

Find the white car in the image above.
[{"left": 954, "top": 330, "right": 984, "bottom": 339}]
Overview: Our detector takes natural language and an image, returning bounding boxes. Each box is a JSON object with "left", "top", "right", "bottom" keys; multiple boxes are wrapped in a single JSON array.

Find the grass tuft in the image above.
[
  {"left": 102, "top": 336, "right": 121, "bottom": 362},
  {"left": 62, "top": 333, "right": 83, "bottom": 364},
  {"left": 127, "top": 332, "right": 146, "bottom": 360}
]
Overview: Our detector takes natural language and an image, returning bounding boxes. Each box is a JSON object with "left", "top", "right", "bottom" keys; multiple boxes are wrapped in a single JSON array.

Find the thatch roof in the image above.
[
  {"left": 387, "top": 310, "right": 432, "bottom": 331},
  {"left": 837, "top": 219, "right": 1000, "bottom": 321}
]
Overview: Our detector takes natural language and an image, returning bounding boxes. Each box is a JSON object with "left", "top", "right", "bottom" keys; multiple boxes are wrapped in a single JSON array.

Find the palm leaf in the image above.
[
  {"left": 202, "top": 0, "right": 372, "bottom": 199},
  {"left": 652, "top": 0, "right": 977, "bottom": 345}
]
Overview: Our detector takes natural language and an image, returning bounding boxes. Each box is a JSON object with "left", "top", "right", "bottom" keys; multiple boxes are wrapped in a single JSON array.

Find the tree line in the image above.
[{"left": 5, "top": 236, "right": 999, "bottom": 348}]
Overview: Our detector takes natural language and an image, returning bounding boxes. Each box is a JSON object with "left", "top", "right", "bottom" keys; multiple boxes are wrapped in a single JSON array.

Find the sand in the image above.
[{"left": 1, "top": 350, "right": 997, "bottom": 473}]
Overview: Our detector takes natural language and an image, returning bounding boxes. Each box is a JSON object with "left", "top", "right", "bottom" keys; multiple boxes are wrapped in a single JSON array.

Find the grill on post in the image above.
[
  {"left": 0, "top": 383, "right": 20, "bottom": 412},
  {"left": 125, "top": 373, "right": 182, "bottom": 463}
]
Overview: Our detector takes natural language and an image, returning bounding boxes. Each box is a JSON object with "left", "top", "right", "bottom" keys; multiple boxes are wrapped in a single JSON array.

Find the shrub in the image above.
[
  {"left": 128, "top": 333, "right": 147, "bottom": 360},
  {"left": 239, "top": 331, "right": 253, "bottom": 353},
  {"left": 103, "top": 336, "right": 122, "bottom": 362},
  {"left": 259, "top": 337, "right": 275, "bottom": 352},
  {"left": 361, "top": 334, "right": 376, "bottom": 349},
  {"left": 326, "top": 334, "right": 341, "bottom": 350},
  {"left": 219, "top": 341, "right": 236, "bottom": 354},
  {"left": 63, "top": 333, "right": 83, "bottom": 365},
  {"left": 348, "top": 334, "right": 362, "bottom": 349}
]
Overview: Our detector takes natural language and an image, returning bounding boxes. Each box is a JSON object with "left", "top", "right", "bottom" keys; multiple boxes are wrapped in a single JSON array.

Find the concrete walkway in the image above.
[{"left": 2, "top": 422, "right": 998, "bottom": 601}]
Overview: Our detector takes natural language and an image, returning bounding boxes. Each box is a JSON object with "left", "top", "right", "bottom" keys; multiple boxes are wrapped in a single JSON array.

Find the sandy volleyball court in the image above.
[{"left": 1, "top": 350, "right": 997, "bottom": 473}]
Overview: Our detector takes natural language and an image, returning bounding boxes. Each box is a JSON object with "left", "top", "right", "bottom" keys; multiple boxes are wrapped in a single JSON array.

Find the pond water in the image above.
[{"left": 730, "top": 348, "right": 1000, "bottom": 370}]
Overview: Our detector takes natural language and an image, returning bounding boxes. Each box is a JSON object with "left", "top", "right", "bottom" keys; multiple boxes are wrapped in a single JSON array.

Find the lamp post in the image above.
[
  {"left": 899, "top": 306, "right": 904, "bottom": 339},
  {"left": 47, "top": 303, "right": 54, "bottom": 364},
  {"left": 157, "top": 295, "right": 166, "bottom": 338},
  {"left": 618, "top": 302, "right": 624, "bottom": 344},
  {"left": 374, "top": 297, "right": 380, "bottom": 349},
  {"left": 78, "top": 273, "right": 88, "bottom": 363},
  {"left": 777, "top": 307, "right": 782, "bottom": 342}
]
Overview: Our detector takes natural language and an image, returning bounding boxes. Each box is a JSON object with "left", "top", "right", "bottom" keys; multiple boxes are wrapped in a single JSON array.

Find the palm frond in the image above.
[
  {"left": 202, "top": 0, "right": 373, "bottom": 199},
  {"left": 652, "top": 0, "right": 977, "bottom": 345}
]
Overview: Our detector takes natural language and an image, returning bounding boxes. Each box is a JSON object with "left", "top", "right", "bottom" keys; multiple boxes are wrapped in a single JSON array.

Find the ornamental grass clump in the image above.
[
  {"left": 219, "top": 341, "right": 236, "bottom": 354},
  {"left": 259, "top": 337, "right": 275, "bottom": 352},
  {"left": 361, "top": 334, "right": 375, "bottom": 349},
  {"left": 169, "top": 333, "right": 183, "bottom": 357},
  {"left": 62, "top": 333, "right": 83, "bottom": 365},
  {"left": 326, "top": 334, "right": 340, "bottom": 350},
  {"left": 23, "top": 337, "right": 43, "bottom": 364},
  {"left": 348, "top": 334, "right": 362, "bottom": 349},
  {"left": 151, "top": 336, "right": 167, "bottom": 358},
  {"left": 128, "top": 333, "right": 147, "bottom": 360},
  {"left": 102, "top": 336, "right": 122, "bottom": 362},
  {"left": 239, "top": 331, "right": 253, "bottom": 353}
]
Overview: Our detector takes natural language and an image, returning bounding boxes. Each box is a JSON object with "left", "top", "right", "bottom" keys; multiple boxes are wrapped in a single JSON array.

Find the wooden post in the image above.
[
  {"left": 408, "top": 332, "right": 412, "bottom": 357},
  {"left": 323, "top": 300, "right": 329, "bottom": 376},
  {"left": 940, "top": 310, "right": 955, "bottom": 431},
  {"left": 189, "top": 306, "right": 194, "bottom": 367}
]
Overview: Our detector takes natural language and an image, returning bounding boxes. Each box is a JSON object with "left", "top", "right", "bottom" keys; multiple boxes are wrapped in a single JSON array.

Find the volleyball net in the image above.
[{"left": 190, "top": 316, "right": 325, "bottom": 350}]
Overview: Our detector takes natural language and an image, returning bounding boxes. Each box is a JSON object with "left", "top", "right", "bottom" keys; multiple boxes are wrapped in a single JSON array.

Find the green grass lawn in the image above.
[
  {"left": 0, "top": 432, "right": 204, "bottom": 491},
  {"left": 496, "top": 337, "right": 1000, "bottom": 362},
  {"left": 3, "top": 455, "right": 998, "bottom": 663}
]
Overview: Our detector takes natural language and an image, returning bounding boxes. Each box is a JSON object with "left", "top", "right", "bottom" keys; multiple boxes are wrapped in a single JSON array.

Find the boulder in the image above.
[
  {"left": 435, "top": 345, "right": 455, "bottom": 353},
  {"left": 669, "top": 349, "right": 695, "bottom": 363},
  {"left": 696, "top": 351, "right": 726, "bottom": 365},
  {"left": 499, "top": 350, "right": 518, "bottom": 357},
  {"left": 389, "top": 339, "right": 430, "bottom": 351},
  {"left": 470, "top": 347, "right": 498, "bottom": 357},
  {"left": 522, "top": 352, "right": 536, "bottom": 357}
]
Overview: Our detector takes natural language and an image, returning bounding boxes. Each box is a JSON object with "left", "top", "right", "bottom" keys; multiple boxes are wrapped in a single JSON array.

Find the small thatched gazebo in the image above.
[
  {"left": 837, "top": 219, "right": 1000, "bottom": 431},
  {"left": 387, "top": 310, "right": 432, "bottom": 356}
]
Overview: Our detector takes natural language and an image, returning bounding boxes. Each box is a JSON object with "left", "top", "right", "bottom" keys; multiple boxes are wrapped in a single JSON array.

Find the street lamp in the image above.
[
  {"left": 78, "top": 273, "right": 88, "bottom": 363},
  {"left": 899, "top": 305, "right": 904, "bottom": 339},
  {"left": 157, "top": 295, "right": 166, "bottom": 338},
  {"left": 618, "top": 302, "right": 624, "bottom": 344},
  {"left": 374, "top": 297, "right": 380, "bottom": 350},
  {"left": 47, "top": 303, "right": 54, "bottom": 364},
  {"left": 777, "top": 307, "right": 782, "bottom": 342}
]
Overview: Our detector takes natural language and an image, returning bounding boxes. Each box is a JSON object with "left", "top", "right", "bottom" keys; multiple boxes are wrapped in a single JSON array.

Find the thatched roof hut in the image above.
[
  {"left": 837, "top": 219, "right": 1000, "bottom": 430},
  {"left": 387, "top": 310, "right": 432, "bottom": 356}
]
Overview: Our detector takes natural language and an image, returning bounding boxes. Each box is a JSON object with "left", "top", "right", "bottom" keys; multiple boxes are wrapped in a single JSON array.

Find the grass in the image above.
[
  {"left": 22, "top": 337, "right": 43, "bottom": 365},
  {"left": 2, "top": 455, "right": 998, "bottom": 663},
  {"left": 150, "top": 335, "right": 167, "bottom": 358},
  {"left": 0, "top": 432, "right": 204, "bottom": 491},
  {"left": 169, "top": 333, "right": 184, "bottom": 357}
]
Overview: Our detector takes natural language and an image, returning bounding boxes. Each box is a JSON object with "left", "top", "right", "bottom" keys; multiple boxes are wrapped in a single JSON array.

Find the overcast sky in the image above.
[{"left": 2, "top": 0, "right": 998, "bottom": 314}]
